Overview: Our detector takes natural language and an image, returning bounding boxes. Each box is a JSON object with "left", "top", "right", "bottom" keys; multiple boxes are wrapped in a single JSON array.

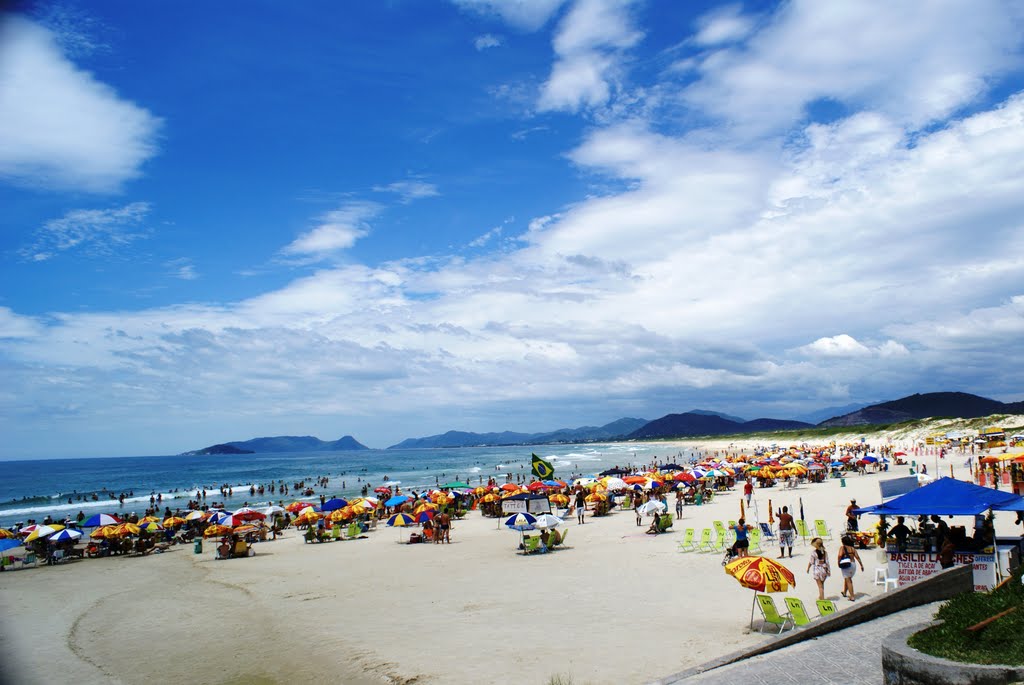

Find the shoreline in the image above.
[{"left": 3, "top": 435, "right": 1021, "bottom": 685}]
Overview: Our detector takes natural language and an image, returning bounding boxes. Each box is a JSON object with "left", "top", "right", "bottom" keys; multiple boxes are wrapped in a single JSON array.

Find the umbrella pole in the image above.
[{"left": 750, "top": 592, "right": 757, "bottom": 630}]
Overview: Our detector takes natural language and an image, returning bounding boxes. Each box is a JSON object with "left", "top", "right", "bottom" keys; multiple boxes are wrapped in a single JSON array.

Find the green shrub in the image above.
[{"left": 908, "top": 566, "right": 1024, "bottom": 665}]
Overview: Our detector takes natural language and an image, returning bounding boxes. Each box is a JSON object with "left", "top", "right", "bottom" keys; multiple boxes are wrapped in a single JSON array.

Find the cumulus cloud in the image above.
[
  {"left": 538, "top": 0, "right": 643, "bottom": 112},
  {"left": 0, "top": 308, "right": 42, "bottom": 339},
  {"left": 22, "top": 202, "right": 151, "bottom": 261},
  {"left": 0, "top": 15, "right": 160, "bottom": 192},
  {"left": 281, "top": 202, "right": 379, "bottom": 258},
  {"left": 684, "top": 0, "right": 1024, "bottom": 136}
]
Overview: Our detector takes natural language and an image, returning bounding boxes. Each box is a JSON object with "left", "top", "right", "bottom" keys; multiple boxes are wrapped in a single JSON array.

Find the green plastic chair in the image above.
[
  {"left": 814, "top": 519, "right": 833, "bottom": 540},
  {"left": 676, "top": 528, "right": 696, "bottom": 552},
  {"left": 346, "top": 522, "right": 362, "bottom": 539},
  {"left": 755, "top": 595, "right": 794, "bottom": 634},
  {"left": 816, "top": 599, "right": 838, "bottom": 618},
  {"left": 747, "top": 527, "right": 762, "bottom": 553},
  {"left": 795, "top": 518, "right": 810, "bottom": 541},
  {"left": 523, "top": 535, "right": 547, "bottom": 555},
  {"left": 658, "top": 514, "right": 673, "bottom": 532},
  {"left": 558, "top": 529, "right": 568, "bottom": 547},
  {"left": 697, "top": 528, "right": 716, "bottom": 552},
  {"left": 783, "top": 597, "right": 813, "bottom": 627}
]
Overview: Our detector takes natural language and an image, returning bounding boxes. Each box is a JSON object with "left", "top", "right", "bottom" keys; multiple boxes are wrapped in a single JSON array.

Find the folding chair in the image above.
[
  {"left": 816, "top": 599, "right": 838, "bottom": 618},
  {"left": 758, "top": 522, "right": 777, "bottom": 544},
  {"left": 748, "top": 527, "right": 762, "bottom": 553},
  {"left": 783, "top": 597, "right": 813, "bottom": 627},
  {"left": 676, "top": 528, "right": 696, "bottom": 552},
  {"left": 795, "top": 519, "right": 810, "bottom": 542},
  {"left": 697, "top": 528, "right": 716, "bottom": 552},
  {"left": 814, "top": 519, "right": 833, "bottom": 540},
  {"left": 754, "top": 595, "right": 794, "bottom": 634}
]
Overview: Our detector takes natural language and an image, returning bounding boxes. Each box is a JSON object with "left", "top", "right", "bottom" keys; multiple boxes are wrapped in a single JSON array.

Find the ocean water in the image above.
[{"left": 0, "top": 442, "right": 687, "bottom": 529}]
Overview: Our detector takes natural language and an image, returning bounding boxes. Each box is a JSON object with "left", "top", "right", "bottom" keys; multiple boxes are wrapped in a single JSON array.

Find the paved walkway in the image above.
[{"left": 657, "top": 603, "right": 940, "bottom": 685}]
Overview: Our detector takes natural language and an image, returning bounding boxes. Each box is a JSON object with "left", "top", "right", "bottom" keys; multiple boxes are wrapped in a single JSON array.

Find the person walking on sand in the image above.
[
  {"left": 845, "top": 499, "right": 859, "bottom": 531},
  {"left": 436, "top": 511, "right": 451, "bottom": 544},
  {"left": 743, "top": 479, "right": 753, "bottom": 506},
  {"left": 777, "top": 506, "right": 795, "bottom": 558},
  {"left": 807, "top": 537, "right": 831, "bottom": 601},
  {"left": 575, "top": 489, "right": 586, "bottom": 524},
  {"left": 837, "top": 534, "right": 864, "bottom": 601}
]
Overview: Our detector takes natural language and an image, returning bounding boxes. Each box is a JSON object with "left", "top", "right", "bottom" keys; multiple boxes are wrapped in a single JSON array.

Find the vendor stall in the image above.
[{"left": 855, "top": 477, "right": 1024, "bottom": 592}]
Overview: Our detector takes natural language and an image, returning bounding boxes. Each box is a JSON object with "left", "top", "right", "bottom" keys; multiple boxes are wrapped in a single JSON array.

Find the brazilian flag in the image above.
[{"left": 532, "top": 453, "right": 554, "bottom": 479}]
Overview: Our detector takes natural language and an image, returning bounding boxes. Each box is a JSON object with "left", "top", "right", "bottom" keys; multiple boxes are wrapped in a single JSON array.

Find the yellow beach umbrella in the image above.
[
  {"left": 90, "top": 525, "right": 116, "bottom": 539},
  {"left": 163, "top": 517, "right": 187, "bottom": 527},
  {"left": 203, "top": 524, "right": 232, "bottom": 538}
]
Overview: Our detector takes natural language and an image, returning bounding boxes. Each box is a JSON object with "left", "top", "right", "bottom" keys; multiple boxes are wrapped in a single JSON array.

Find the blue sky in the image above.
[{"left": 2, "top": 0, "right": 1024, "bottom": 458}]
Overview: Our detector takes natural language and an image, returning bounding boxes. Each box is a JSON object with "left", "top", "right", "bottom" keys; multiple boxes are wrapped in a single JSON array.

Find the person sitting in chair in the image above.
[{"left": 217, "top": 537, "right": 231, "bottom": 560}]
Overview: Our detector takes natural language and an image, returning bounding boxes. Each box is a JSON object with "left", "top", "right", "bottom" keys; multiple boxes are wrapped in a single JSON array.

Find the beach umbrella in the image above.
[
  {"left": 0, "top": 538, "right": 23, "bottom": 553},
  {"left": 232, "top": 524, "right": 259, "bottom": 536},
  {"left": 415, "top": 511, "right": 434, "bottom": 523},
  {"left": 385, "top": 495, "right": 410, "bottom": 508},
  {"left": 137, "top": 522, "right": 164, "bottom": 533},
  {"left": 533, "top": 514, "right": 563, "bottom": 529},
  {"left": 527, "top": 481, "right": 549, "bottom": 492},
  {"left": 473, "top": 486, "right": 491, "bottom": 495},
  {"left": 49, "top": 528, "right": 83, "bottom": 543},
  {"left": 504, "top": 512, "right": 537, "bottom": 531},
  {"left": 636, "top": 501, "right": 666, "bottom": 516},
  {"left": 600, "top": 477, "right": 628, "bottom": 491},
  {"left": 725, "top": 555, "right": 797, "bottom": 629},
  {"left": 82, "top": 513, "right": 121, "bottom": 527},
  {"left": 24, "top": 525, "right": 60, "bottom": 542},
  {"left": 224, "top": 508, "right": 266, "bottom": 526},
  {"left": 203, "top": 524, "right": 232, "bottom": 538},
  {"left": 584, "top": 492, "right": 607, "bottom": 503},
  {"left": 90, "top": 525, "right": 116, "bottom": 539},
  {"left": 286, "top": 501, "right": 312, "bottom": 513},
  {"left": 548, "top": 494, "right": 569, "bottom": 506},
  {"left": 263, "top": 505, "right": 286, "bottom": 517},
  {"left": 0, "top": 529, "right": 17, "bottom": 539},
  {"left": 184, "top": 510, "right": 207, "bottom": 521},
  {"left": 163, "top": 517, "right": 187, "bottom": 527},
  {"left": 320, "top": 498, "right": 349, "bottom": 512},
  {"left": 374, "top": 486, "right": 392, "bottom": 494},
  {"left": 478, "top": 494, "right": 500, "bottom": 504},
  {"left": 387, "top": 512, "right": 416, "bottom": 542},
  {"left": 138, "top": 516, "right": 161, "bottom": 524}
]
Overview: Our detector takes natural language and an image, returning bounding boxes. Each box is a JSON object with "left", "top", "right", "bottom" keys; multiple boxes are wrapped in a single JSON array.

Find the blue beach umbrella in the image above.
[
  {"left": 503, "top": 512, "right": 537, "bottom": 531},
  {"left": 385, "top": 495, "right": 410, "bottom": 508},
  {"left": 0, "top": 539, "right": 23, "bottom": 553},
  {"left": 48, "top": 529, "right": 83, "bottom": 543},
  {"left": 83, "top": 513, "right": 121, "bottom": 527},
  {"left": 321, "top": 498, "right": 348, "bottom": 512}
]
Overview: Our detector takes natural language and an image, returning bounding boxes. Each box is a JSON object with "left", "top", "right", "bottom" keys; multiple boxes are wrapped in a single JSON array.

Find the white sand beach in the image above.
[{"left": 1, "top": 436, "right": 1019, "bottom": 685}]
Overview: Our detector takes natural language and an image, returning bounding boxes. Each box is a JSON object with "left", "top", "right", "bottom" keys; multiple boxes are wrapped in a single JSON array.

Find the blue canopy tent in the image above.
[{"left": 853, "top": 477, "right": 1024, "bottom": 516}]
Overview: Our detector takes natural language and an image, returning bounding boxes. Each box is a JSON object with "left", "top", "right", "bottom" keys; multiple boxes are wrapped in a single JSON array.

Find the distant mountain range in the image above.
[
  {"left": 182, "top": 391, "right": 1024, "bottom": 453},
  {"left": 817, "top": 392, "right": 1024, "bottom": 427},
  {"left": 387, "top": 418, "right": 650, "bottom": 449},
  {"left": 180, "top": 435, "right": 368, "bottom": 455}
]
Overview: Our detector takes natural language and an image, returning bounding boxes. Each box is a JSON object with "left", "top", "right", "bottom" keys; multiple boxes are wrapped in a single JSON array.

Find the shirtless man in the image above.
[
  {"left": 436, "top": 511, "right": 451, "bottom": 544},
  {"left": 777, "top": 506, "right": 795, "bottom": 558}
]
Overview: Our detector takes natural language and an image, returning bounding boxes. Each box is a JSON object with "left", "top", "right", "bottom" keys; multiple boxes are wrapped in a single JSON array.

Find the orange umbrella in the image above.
[
  {"left": 90, "top": 525, "right": 116, "bottom": 539},
  {"left": 138, "top": 516, "right": 161, "bottom": 524},
  {"left": 286, "top": 501, "right": 313, "bottom": 513},
  {"left": 204, "top": 524, "right": 233, "bottom": 537},
  {"left": 110, "top": 522, "right": 140, "bottom": 537},
  {"left": 163, "top": 517, "right": 188, "bottom": 527}
]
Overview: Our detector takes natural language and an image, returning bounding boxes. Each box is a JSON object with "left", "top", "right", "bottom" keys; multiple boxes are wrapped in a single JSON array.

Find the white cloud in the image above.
[
  {"left": 23, "top": 202, "right": 151, "bottom": 261},
  {"left": 474, "top": 33, "right": 502, "bottom": 50},
  {"left": 372, "top": 180, "right": 440, "bottom": 203},
  {"left": 0, "top": 15, "right": 160, "bottom": 192},
  {"left": 452, "top": 0, "right": 567, "bottom": 31},
  {"left": 538, "top": 0, "right": 643, "bottom": 113},
  {"left": 684, "top": 0, "right": 1024, "bottom": 136},
  {"left": 0, "top": 307, "right": 42, "bottom": 339},
  {"left": 692, "top": 4, "right": 755, "bottom": 46},
  {"left": 281, "top": 202, "right": 379, "bottom": 258},
  {"left": 797, "top": 335, "right": 908, "bottom": 358},
  {"left": 166, "top": 259, "right": 199, "bottom": 281}
]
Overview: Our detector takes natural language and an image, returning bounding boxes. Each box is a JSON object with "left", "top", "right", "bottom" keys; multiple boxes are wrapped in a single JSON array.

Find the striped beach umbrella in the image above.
[{"left": 83, "top": 513, "right": 121, "bottom": 527}]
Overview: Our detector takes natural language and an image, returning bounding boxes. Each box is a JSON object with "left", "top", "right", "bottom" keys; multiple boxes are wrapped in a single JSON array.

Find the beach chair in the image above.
[
  {"left": 558, "top": 529, "right": 568, "bottom": 547},
  {"left": 758, "top": 522, "right": 777, "bottom": 544},
  {"left": 795, "top": 519, "right": 810, "bottom": 541},
  {"left": 748, "top": 527, "right": 762, "bottom": 553},
  {"left": 658, "top": 514, "right": 673, "bottom": 533},
  {"left": 676, "top": 528, "right": 696, "bottom": 552},
  {"left": 522, "top": 536, "right": 547, "bottom": 555},
  {"left": 346, "top": 522, "right": 362, "bottom": 539},
  {"left": 816, "top": 599, "right": 838, "bottom": 618},
  {"left": 23, "top": 552, "right": 38, "bottom": 567},
  {"left": 814, "top": 520, "right": 833, "bottom": 541},
  {"left": 712, "top": 521, "right": 730, "bottom": 550},
  {"left": 783, "top": 597, "right": 813, "bottom": 627},
  {"left": 331, "top": 525, "right": 342, "bottom": 541},
  {"left": 697, "top": 528, "right": 716, "bottom": 552},
  {"left": 755, "top": 595, "right": 794, "bottom": 634}
]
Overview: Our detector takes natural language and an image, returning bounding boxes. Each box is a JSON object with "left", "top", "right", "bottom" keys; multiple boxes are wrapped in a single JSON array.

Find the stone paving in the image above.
[{"left": 655, "top": 602, "right": 942, "bottom": 685}]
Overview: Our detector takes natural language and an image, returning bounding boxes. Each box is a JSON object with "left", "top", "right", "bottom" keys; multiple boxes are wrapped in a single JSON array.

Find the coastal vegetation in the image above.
[{"left": 908, "top": 566, "right": 1024, "bottom": 665}]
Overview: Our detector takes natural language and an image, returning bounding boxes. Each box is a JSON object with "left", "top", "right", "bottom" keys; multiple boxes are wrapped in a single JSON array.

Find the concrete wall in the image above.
[{"left": 882, "top": 624, "right": 1024, "bottom": 685}]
